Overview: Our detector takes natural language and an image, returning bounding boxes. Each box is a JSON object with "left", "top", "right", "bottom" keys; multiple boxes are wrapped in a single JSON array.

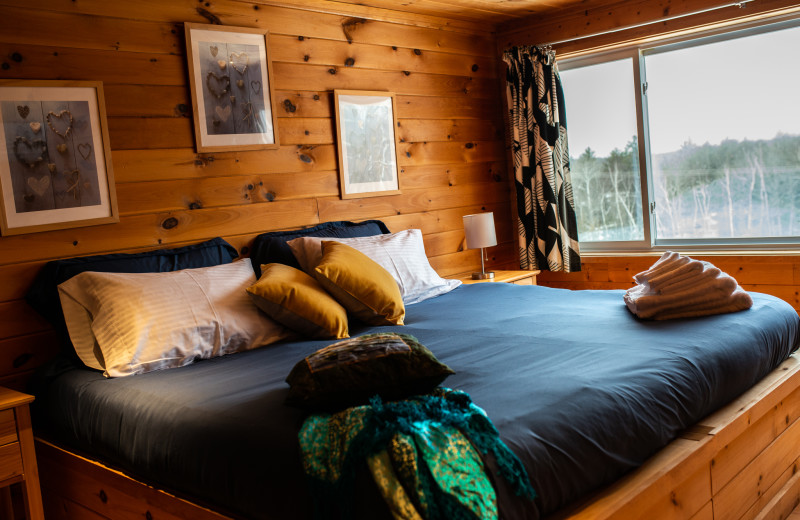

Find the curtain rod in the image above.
[{"left": 538, "top": 0, "right": 755, "bottom": 48}]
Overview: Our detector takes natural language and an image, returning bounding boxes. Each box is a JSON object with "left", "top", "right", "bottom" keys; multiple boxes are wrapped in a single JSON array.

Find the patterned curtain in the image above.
[{"left": 502, "top": 46, "right": 581, "bottom": 272}]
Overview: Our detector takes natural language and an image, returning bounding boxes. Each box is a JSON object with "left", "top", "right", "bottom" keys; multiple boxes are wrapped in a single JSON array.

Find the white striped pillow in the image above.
[
  {"left": 58, "top": 259, "right": 289, "bottom": 377},
  {"left": 288, "top": 229, "right": 461, "bottom": 305}
]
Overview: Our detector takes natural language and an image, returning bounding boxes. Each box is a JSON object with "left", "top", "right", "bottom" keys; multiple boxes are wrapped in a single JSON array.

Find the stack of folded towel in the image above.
[{"left": 624, "top": 251, "right": 753, "bottom": 320}]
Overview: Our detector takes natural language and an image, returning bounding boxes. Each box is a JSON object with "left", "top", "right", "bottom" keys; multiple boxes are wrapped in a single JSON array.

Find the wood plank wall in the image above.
[
  {"left": 498, "top": 0, "right": 800, "bottom": 313},
  {"left": 540, "top": 255, "right": 800, "bottom": 313},
  {"left": 0, "top": 0, "right": 515, "bottom": 389}
]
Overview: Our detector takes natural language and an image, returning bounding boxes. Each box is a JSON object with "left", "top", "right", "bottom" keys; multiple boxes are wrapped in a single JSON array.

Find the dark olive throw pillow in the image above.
[{"left": 285, "top": 333, "right": 454, "bottom": 411}]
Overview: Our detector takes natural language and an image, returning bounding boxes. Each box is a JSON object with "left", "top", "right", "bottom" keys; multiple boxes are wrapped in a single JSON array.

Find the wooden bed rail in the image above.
[{"left": 34, "top": 354, "right": 800, "bottom": 520}]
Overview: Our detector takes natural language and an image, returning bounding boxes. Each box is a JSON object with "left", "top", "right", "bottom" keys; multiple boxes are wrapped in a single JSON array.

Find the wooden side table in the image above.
[
  {"left": 453, "top": 270, "right": 540, "bottom": 286},
  {"left": 0, "top": 388, "right": 43, "bottom": 520}
]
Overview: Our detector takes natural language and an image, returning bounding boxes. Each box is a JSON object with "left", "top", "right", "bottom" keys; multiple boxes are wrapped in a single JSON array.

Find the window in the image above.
[{"left": 559, "top": 19, "right": 800, "bottom": 251}]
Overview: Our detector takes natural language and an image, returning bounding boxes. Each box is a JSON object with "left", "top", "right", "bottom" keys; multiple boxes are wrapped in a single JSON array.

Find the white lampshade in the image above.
[{"left": 463, "top": 212, "right": 497, "bottom": 250}]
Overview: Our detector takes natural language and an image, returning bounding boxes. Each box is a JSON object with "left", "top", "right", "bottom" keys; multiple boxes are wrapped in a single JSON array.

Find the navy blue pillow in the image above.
[
  {"left": 249, "top": 220, "right": 390, "bottom": 278},
  {"left": 26, "top": 237, "right": 239, "bottom": 359}
]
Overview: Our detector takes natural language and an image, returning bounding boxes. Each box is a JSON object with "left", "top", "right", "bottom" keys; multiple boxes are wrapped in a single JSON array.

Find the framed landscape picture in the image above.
[
  {"left": 184, "top": 23, "right": 280, "bottom": 152},
  {"left": 334, "top": 90, "right": 401, "bottom": 199},
  {"left": 0, "top": 80, "right": 118, "bottom": 236}
]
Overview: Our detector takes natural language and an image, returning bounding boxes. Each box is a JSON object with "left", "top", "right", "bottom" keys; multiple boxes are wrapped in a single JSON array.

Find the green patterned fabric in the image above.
[{"left": 298, "top": 388, "right": 535, "bottom": 520}]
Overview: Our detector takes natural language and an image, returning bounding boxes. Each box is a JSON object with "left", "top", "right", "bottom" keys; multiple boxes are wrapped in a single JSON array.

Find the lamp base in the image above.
[{"left": 471, "top": 271, "right": 495, "bottom": 280}]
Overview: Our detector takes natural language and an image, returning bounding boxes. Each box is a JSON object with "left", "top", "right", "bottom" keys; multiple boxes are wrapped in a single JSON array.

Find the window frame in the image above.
[{"left": 559, "top": 14, "right": 800, "bottom": 253}]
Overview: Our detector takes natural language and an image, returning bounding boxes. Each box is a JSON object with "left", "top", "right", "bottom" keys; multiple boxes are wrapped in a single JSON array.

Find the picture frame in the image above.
[
  {"left": 334, "top": 90, "right": 401, "bottom": 199},
  {"left": 0, "top": 80, "right": 118, "bottom": 236},
  {"left": 184, "top": 23, "right": 280, "bottom": 153}
]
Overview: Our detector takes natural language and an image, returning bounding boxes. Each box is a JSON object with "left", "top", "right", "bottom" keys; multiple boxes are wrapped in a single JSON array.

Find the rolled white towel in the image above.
[{"left": 624, "top": 252, "right": 752, "bottom": 320}]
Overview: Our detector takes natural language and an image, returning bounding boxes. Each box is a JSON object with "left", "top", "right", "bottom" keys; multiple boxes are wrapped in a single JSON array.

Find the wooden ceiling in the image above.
[{"left": 263, "top": 0, "right": 590, "bottom": 24}]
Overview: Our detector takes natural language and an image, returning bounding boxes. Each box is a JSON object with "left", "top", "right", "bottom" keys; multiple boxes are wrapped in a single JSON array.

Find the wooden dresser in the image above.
[{"left": 0, "top": 388, "right": 43, "bottom": 520}]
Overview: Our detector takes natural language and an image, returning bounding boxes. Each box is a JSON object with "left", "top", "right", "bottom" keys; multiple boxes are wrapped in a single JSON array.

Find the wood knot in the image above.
[
  {"left": 465, "top": 142, "right": 475, "bottom": 149},
  {"left": 313, "top": 94, "right": 320, "bottom": 101},
  {"left": 303, "top": 55, "right": 310, "bottom": 62},
  {"left": 162, "top": 217, "right": 179, "bottom": 230},
  {"left": 299, "top": 154, "right": 312, "bottom": 163},
  {"left": 344, "top": 57, "right": 355, "bottom": 67},
  {"left": 471, "top": 64, "right": 479, "bottom": 72},
  {"left": 1, "top": 63, "right": 9, "bottom": 71},
  {"left": 298, "top": 36, "right": 305, "bottom": 41},
  {"left": 72, "top": 240, "right": 78, "bottom": 246},
  {"left": 11, "top": 52, "right": 22, "bottom": 62},
  {"left": 13, "top": 353, "right": 32, "bottom": 369},
  {"left": 176, "top": 103, "right": 189, "bottom": 114},
  {"left": 188, "top": 201, "right": 202, "bottom": 210},
  {"left": 413, "top": 49, "right": 421, "bottom": 55},
  {"left": 196, "top": 7, "right": 221, "bottom": 24},
  {"left": 265, "top": 191, "right": 276, "bottom": 201},
  {"left": 403, "top": 70, "right": 410, "bottom": 76},
  {"left": 282, "top": 99, "right": 297, "bottom": 113},
  {"left": 341, "top": 17, "right": 366, "bottom": 43},
  {"left": 99, "top": 490, "right": 108, "bottom": 503},
  {"left": 328, "top": 68, "right": 337, "bottom": 75}
]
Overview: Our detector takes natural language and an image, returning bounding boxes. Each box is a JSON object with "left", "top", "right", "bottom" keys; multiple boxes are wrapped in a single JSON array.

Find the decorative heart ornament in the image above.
[
  {"left": 77, "top": 143, "right": 92, "bottom": 160},
  {"left": 12, "top": 137, "right": 46, "bottom": 168},
  {"left": 206, "top": 72, "right": 230, "bottom": 99},
  {"left": 217, "top": 60, "right": 227, "bottom": 70},
  {"left": 230, "top": 52, "right": 249, "bottom": 74},
  {"left": 210, "top": 45, "right": 218, "bottom": 57},
  {"left": 27, "top": 175, "right": 51, "bottom": 196},
  {"left": 237, "top": 79, "right": 244, "bottom": 88},
  {"left": 17, "top": 105, "right": 30, "bottom": 119},
  {"left": 46, "top": 110, "right": 74, "bottom": 138},
  {"left": 215, "top": 105, "right": 231, "bottom": 122},
  {"left": 251, "top": 80, "right": 262, "bottom": 95},
  {"left": 57, "top": 143, "right": 68, "bottom": 153},
  {"left": 29, "top": 122, "right": 41, "bottom": 134}
]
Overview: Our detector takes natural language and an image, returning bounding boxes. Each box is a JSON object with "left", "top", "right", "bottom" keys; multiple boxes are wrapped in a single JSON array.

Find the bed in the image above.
[{"left": 24, "top": 223, "right": 800, "bottom": 520}]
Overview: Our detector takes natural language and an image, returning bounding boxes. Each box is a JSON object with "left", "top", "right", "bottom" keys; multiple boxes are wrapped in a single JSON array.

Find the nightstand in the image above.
[
  {"left": 0, "top": 388, "right": 43, "bottom": 520},
  {"left": 454, "top": 270, "right": 540, "bottom": 286}
]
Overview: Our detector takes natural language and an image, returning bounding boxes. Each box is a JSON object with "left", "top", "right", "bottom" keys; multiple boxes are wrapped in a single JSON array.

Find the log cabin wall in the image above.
[
  {"left": 497, "top": 0, "right": 800, "bottom": 314},
  {"left": 0, "top": 0, "right": 515, "bottom": 389}
]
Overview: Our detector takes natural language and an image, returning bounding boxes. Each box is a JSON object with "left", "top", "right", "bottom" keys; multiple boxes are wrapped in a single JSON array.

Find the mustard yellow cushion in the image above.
[
  {"left": 247, "top": 263, "right": 349, "bottom": 339},
  {"left": 314, "top": 241, "right": 405, "bottom": 326}
]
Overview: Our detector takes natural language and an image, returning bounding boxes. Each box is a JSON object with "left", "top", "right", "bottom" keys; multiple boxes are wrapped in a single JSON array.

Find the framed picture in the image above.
[
  {"left": 334, "top": 90, "right": 401, "bottom": 199},
  {"left": 184, "top": 23, "right": 280, "bottom": 153},
  {"left": 0, "top": 80, "right": 118, "bottom": 236}
]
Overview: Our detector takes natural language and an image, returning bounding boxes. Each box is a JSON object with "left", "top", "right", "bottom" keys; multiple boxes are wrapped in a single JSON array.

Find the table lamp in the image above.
[{"left": 463, "top": 212, "right": 497, "bottom": 280}]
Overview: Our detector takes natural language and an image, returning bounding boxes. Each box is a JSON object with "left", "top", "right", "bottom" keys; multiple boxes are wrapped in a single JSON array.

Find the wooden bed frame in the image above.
[{"left": 35, "top": 353, "right": 800, "bottom": 520}]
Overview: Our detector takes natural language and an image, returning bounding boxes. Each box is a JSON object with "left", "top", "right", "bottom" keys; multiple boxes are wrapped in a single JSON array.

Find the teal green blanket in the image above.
[{"left": 299, "top": 388, "right": 535, "bottom": 520}]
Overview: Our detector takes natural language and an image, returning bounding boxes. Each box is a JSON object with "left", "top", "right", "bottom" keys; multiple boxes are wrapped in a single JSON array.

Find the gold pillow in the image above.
[
  {"left": 247, "top": 263, "right": 349, "bottom": 339},
  {"left": 314, "top": 241, "right": 405, "bottom": 326}
]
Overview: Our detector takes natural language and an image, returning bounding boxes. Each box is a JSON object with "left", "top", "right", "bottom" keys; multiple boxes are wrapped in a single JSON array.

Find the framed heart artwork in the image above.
[
  {"left": 184, "top": 23, "right": 280, "bottom": 152},
  {"left": 0, "top": 80, "right": 118, "bottom": 235}
]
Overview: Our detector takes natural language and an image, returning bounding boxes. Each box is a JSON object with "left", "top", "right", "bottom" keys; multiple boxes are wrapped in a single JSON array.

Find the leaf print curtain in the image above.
[{"left": 502, "top": 46, "right": 581, "bottom": 272}]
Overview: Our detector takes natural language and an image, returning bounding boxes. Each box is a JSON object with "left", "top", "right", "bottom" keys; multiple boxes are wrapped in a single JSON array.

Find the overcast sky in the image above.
[{"left": 560, "top": 23, "right": 800, "bottom": 157}]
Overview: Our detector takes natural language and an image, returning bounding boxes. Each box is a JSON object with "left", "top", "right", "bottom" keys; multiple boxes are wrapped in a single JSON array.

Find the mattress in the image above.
[{"left": 30, "top": 284, "right": 800, "bottom": 519}]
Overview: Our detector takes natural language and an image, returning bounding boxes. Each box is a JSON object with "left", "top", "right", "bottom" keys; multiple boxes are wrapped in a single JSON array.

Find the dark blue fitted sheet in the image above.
[{"left": 31, "top": 284, "right": 800, "bottom": 519}]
